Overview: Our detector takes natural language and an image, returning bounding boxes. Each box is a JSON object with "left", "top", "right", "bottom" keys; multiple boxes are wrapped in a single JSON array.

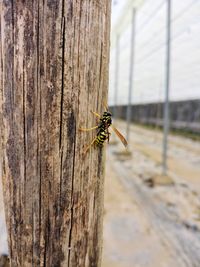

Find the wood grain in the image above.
[{"left": 0, "top": 1, "right": 111, "bottom": 266}]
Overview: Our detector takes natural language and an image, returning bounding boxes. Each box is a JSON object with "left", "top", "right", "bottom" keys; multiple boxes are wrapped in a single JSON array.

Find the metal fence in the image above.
[{"left": 109, "top": 0, "right": 200, "bottom": 174}]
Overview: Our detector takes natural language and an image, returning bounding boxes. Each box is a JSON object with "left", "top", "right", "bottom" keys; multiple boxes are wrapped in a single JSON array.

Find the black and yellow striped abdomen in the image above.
[
  {"left": 95, "top": 131, "right": 108, "bottom": 146},
  {"left": 94, "top": 112, "right": 112, "bottom": 147}
]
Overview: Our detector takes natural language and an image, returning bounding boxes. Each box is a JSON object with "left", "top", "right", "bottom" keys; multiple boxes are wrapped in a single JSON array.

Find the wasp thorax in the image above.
[
  {"left": 102, "top": 112, "right": 112, "bottom": 126},
  {"left": 103, "top": 111, "right": 111, "bottom": 116}
]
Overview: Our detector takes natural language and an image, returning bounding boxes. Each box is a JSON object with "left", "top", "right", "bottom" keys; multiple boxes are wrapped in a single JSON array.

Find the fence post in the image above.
[
  {"left": 0, "top": 1, "right": 111, "bottom": 266},
  {"left": 126, "top": 8, "right": 136, "bottom": 143},
  {"left": 162, "top": 0, "right": 171, "bottom": 175},
  {"left": 113, "top": 35, "right": 120, "bottom": 119}
]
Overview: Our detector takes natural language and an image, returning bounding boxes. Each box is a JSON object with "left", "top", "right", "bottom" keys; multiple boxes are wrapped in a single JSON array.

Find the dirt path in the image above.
[
  {"left": 127, "top": 124, "right": 200, "bottom": 188},
  {"left": 102, "top": 162, "right": 184, "bottom": 267},
  {"left": 102, "top": 123, "right": 200, "bottom": 267},
  {"left": 0, "top": 177, "right": 8, "bottom": 256}
]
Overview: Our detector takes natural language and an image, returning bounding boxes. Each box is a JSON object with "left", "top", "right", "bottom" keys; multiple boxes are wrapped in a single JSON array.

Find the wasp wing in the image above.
[{"left": 111, "top": 125, "right": 128, "bottom": 147}]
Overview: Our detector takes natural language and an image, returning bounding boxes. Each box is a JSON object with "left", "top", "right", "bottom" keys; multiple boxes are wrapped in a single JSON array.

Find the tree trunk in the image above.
[{"left": 0, "top": 1, "right": 111, "bottom": 266}]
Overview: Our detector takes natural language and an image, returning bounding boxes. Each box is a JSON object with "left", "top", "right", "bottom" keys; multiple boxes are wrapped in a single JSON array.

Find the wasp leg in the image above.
[
  {"left": 90, "top": 110, "right": 101, "bottom": 118},
  {"left": 84, "top": 137, "right": 96, "bottom": 154},
  {"left": 79, "top": 126, "right": 98, "bottom": 132},
  {"left": 107, "top": 131, "right": 111, "bottom": 143}
]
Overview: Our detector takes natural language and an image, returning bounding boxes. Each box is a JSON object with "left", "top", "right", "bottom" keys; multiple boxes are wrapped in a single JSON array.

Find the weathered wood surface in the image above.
[{"left": 0, "top": 1, "right": 111, "bottom": 266}]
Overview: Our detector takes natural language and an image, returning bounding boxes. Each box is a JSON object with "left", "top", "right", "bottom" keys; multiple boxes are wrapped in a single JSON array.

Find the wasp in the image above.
[{"left": 79, "top": 105, "right": 128, "bottom": 153}]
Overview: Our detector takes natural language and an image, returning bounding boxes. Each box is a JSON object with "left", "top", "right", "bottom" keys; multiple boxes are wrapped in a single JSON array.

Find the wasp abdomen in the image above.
[{"left": 95, "top": 131, "right": 108, "bottom": 146}]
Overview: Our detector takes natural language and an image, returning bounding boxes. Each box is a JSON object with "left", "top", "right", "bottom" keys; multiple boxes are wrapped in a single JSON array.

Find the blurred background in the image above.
[
  {"left": 0, "top": 0, "right": 200, "bottom": 266},
  {"left": 103, "top": 0, "right": 200, "bottom": 266}
]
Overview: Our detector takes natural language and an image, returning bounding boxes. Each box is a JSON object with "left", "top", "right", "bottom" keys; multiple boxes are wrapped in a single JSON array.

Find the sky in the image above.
[{"left": 109, "top": 0, "right": 200, "bottom": 105}]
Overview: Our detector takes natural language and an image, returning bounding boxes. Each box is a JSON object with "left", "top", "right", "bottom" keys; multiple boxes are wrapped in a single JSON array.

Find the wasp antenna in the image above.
[{"left": 103, "top": 100, "right": 109, "bottom": 112}]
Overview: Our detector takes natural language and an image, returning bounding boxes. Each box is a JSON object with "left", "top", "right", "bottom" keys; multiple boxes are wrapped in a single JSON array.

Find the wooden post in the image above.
[{"left": 0, "top": 1, "right": 111, "bottom": 266}]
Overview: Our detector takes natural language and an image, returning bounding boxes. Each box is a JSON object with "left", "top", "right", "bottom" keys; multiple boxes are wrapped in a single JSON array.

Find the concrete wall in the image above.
[{"left": 111, "top": 99, "right": 200, "bottom": 134}]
